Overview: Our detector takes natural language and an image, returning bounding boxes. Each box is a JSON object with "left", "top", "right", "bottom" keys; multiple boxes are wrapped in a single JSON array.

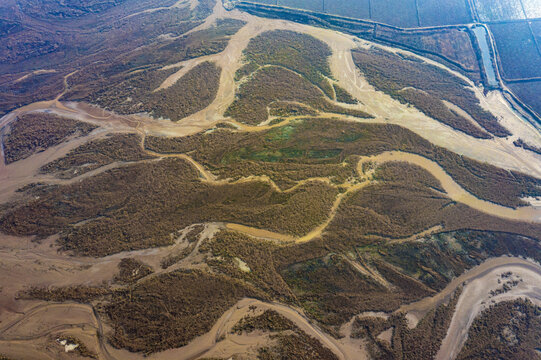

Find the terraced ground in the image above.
[{"left": 0, "top": 1, "right": 541, "bottom": 360}]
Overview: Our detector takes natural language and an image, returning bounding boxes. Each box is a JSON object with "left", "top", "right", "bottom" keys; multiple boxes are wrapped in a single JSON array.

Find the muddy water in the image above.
[
  {"left": 358, "top": 151, "right": 541, "bottom": 222},
  {"left": 471, "top": 26, "right": 498, "bottom": 87}
]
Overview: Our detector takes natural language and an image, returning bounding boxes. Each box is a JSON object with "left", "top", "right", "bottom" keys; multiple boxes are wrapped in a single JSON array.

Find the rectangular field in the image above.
[
  {"left": 521, "top": 0, "right": 541, "bottom": 19},
  {"left": 490, "top": 22, "right": 541, "bottom": 80},
  {"left": 324, "top": 0, "right": 370, "bottom": 20},
  {"left": 277, "top": 0, "right": 322, "bottom": 12},
  {"left": 508, "top": 81, "right": 541, "bottom": 117},
  {"left": 374, "top": 27, "right": 479, "bottom": 72},
  {"left": 371, "top": 0, "right": 419, "bottom": 28},
  {"left": 531, "top": 20, "right": 541, "bottom": 53},
  {"left": 247, "top": 0, "right": 277, "bottom": 4},
  {"left": 417, "top": 0, "right": 472, "bottom": 26},
  {"left": 472, "top": 0, "right": 525, "bottom": 22}
]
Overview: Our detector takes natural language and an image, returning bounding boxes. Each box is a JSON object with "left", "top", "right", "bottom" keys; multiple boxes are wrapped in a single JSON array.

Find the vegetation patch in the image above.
[
  {"left": 352, "top": 47, "right": 509, "bottom": 137},
  {"left": 326, "top": 161, "right": 541, "bottom": 243},
  {"left": 146, "top": 118, "right": 541, "bottom": 208},
  {"left": 114, "top": 258, "right": 154, "bottom": 285},
  {"left": 398, "top": 87, "right": 491, "bottom": 139},
  {"left": 375, "top": 27, "right": 479, "bottom": 73},
  {"left": 352, "top": 289, "right": 461, "bottom": 359},
  {"left": 0, "top": 158, "right": 338, "bottom": 256},
  {"left": 233, "top": 309, "right": 339, "bottom": 360},
  {"left": 2, "top": 113, "right": 97, "bottom": 164},
  {"left": 200, "top": 230, "right": 294, "bottom": 301},
  {"left": 41, "top": 133, "right": 154, "bottom": 178},
  {"left": 226, "top": 66, "right": 371, "bottom": 125},
  {"left": 21, "top": 285, "right": 110, "bottom": 303},
  {"left": 333, "top": 83, "right": 358, "bottom": 104},
  {"left": 77, "top": 61, "right": 221, "bottom": 121},
  {"left": 513, "top": 138, "right": 541, "bottom": 155},
  {"left": 106, "top": 269, "right": 259, "bottom": 353},
  {"left": 457, "top": 299, "right": 541, "bottom": 360},
  {"left": 242, "top": 30, "right": 334, "bottom": 97}
]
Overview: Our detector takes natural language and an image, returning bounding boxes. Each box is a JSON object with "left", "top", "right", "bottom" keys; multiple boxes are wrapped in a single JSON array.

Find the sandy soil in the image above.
[
  {"left": 399, "top": 257, "right": 541, "bottom": 327},
  {"left": 0, "top": 1, "right": 540, "bottom": 359},
  {"left": 435, "top": 257, "right": 541, "bottom": 360}
]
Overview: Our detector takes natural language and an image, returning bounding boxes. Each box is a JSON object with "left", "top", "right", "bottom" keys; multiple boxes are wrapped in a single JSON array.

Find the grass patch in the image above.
[{"left": 79, "top": 61, "right": 221, "bottom": 121}]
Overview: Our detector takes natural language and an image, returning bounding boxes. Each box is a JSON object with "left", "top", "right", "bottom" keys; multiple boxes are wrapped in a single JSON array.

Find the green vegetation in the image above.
[
  {"left": 2, "top": 113, "right": 97, "bottom": 164},
  {"left": 234, "top": 310, "right": 339, "bottom": 360},
  {"left": 40, "top": 133, "right": 153, "bottom": 178},
  {"left": 457, "top": 299, "right": 541, "bottom": 360},
  {"left": 352, "top": 47, "right": 510, "bottom": 137},
  {"left": 146, "top": 118, "right": 541, "bottom": 208},
  {"left": 114, "top": 258, "right": 154, "bottom": 285}
]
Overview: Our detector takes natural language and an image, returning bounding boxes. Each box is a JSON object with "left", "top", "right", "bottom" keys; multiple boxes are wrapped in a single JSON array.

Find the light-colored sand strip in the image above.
[
  {"left": 225, "top": 223, "right": 295, "bottom": 242},
  {"left": 296, "top": 181, "right": 370, "bottom": 243},
  {"left": 435, "top": 257, "right": 541, "bottom": 360},
  {"left": 388, "top": 225, "right": 444, "bottom": 244},
  {"left": 14, "top": 69, "right": 57, "bottom": 83},
  {"left": 357, "top": 151, "right": 541, "bottom": 222},
  {"left": 121, "top": 0, "right": 195, "bottom": 19},
  {"left": 135, "top": 298, "right": 363, "bottom": 360}
]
